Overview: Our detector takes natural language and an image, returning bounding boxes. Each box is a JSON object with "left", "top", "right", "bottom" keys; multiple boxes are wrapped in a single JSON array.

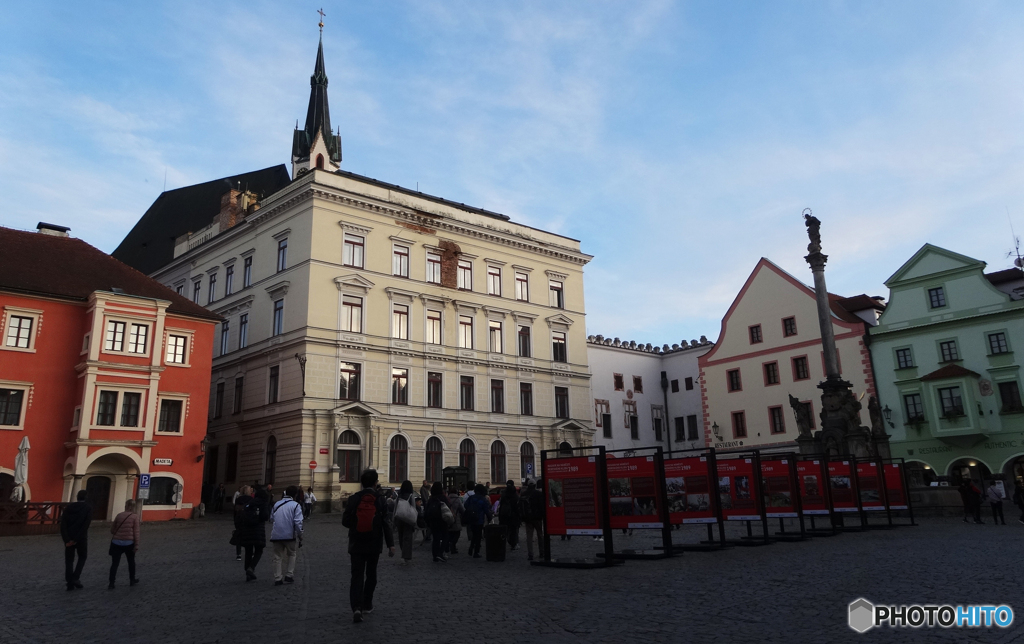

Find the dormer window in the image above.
[{"left": 316, "top": 154, "right": 324, "bottom": 169}]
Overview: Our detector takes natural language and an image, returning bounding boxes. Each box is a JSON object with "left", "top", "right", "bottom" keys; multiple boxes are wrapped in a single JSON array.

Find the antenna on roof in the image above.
[
  {"left": 1007, "top": 208, "right": 1023, "bottom": 268},
  {"left": 163, "top": 169, "right": 167, "bottom": 193}
]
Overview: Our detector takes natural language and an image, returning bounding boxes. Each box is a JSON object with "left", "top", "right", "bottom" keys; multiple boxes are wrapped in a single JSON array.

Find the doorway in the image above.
[
  {"left": 86, "top": 476, "right": 111, "bottom": 520},
  {"left": 0, "top": 473, "right": 14, "bottom": 502}
]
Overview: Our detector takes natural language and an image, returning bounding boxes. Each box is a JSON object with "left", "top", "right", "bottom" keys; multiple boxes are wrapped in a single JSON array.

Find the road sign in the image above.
[
  {"left": 526, "top": 462, "right": 534, "bottom": 476},
  {"left": 137, "top": 488, "right": 149, "bottom": 500},
  {"left": 309, "top": 460, "right": 317, "bottom": 470},
  {"left": 139, "top": 474, "right": 151, "bottom": 488}
]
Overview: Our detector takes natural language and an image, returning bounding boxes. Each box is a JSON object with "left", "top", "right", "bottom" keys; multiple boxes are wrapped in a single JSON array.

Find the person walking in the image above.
[
  {"left": 232, "top": 485, "right": 250, "bottom": 561},
  {"left": 269, "top": 486, "right": 304, "bottom": 586},
  {"left": 424, "top": 482, "right": 451, "bottom": 562},
  {"left": 418, "top": 480, "right": 432, "bottom": 544},
  {"left": 108, "top": 499, "right": 140, "bottom": 589},
  {"left": 60, "top": 489, "right": 91, "bottom": 591},
  {"left": 968, "top": 479, "right": 984, "bottom": 524},
  {"left": 986, "top": 481, "right": 1006, "bottom": 525},
  {"left": 342, "top": 469, "right": 395, "bottom": 623},
  {"left": 393, "top": 481, "right": 417, "bottom": 564},
  {"left": 304, "top": 487, "right": 316, "bottom": 520},
  {"left": 447, "top": 487, "right": 465, "bottom": 555},
  {"left": 463, "top": 483, "right": 492, "bottom": 558},
  {"left": 498, "top": 480, "right": 522, "bottom": 551},
  {"left": 520, "top": 480, "right": 546, "bottom": 561},
  {"left": 1013, "top": 481, "right": 1024, "bottom": 525},
  {"left": 235, "top": 487, "right": 270, "bottom": 581},
  {"left": 214, "top": 483, "right": 226, "bottom": 514}
]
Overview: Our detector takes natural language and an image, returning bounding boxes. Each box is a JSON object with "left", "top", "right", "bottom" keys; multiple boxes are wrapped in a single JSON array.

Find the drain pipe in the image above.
[{"left": 661, "top": 370, "right": 672, "bottom": 454}]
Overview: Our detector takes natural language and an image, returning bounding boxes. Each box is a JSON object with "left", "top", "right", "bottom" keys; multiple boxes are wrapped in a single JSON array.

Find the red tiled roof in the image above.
[
  {"left": 835, "top": 294, "right": 886, "bottom": 313},
  {"left": 0, "top": 226, "right": 220, "bottom": 321},
  {"left": 920, "top": 364, "right": 981, "bottom": 381},
  {"left": 826, "top": 293, "right": 865, "bottom": 324}
]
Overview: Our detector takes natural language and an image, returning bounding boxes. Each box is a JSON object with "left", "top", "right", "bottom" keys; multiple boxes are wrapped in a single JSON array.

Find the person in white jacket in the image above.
[{"left": 269, "top": 486, "right": 305, "bottom": 585}]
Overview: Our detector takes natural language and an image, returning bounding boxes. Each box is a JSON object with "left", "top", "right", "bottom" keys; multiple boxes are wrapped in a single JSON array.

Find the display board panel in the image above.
[
  {"left": 761, "top": 458, "right": 797, "bottom": 518},
  {"left": 664, "top": 456, "right": 718, "bottom": 524},
  {"left": 545, "top": 456, "right": 603, "bottom": 535},
  {"left": 828, "top": 461, "right": 859, "bottom": 513},
  {"left": 717, "top": 458, "right": 761, "bottom": 521},
  {"left": 607, "top": 455, "right": 663, "bottom": 529},
  {"left": 883, "top": 463, "right": 909, "bottom": 510},
  {"left": 856, "top": 461, "right": 885, "bottom": 510},
  {"left": 796, "top": 460, "right": 829, "bottom": 515}
]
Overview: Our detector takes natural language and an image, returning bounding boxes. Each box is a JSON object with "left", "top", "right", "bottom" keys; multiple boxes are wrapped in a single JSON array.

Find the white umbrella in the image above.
[{"left": 10, "top": 436, "right": 29, "bottom": 502}]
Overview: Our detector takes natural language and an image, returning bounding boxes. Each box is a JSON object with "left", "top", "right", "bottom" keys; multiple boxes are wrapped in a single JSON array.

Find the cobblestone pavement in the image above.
[{"left": 1, "top": 512, "right": 1022, "bottom": 643}]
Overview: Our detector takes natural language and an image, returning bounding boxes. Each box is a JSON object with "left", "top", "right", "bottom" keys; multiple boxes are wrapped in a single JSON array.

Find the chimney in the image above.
[{"left": 37, "top": 222, "right": 70, "bottom": 237}]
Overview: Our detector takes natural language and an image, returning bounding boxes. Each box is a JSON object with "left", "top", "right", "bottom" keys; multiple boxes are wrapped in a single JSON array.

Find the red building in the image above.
[{"left": 0, "top": 224, "right": 219, "bottom": 521}]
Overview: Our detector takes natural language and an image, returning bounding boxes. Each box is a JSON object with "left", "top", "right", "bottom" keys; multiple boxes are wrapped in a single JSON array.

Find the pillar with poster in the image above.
[
  {"left": 601, "top": 447, "right": 672, "bottom": 560},
  {"left": 663, "top": 447, "right": 728, "bottom": 551}
]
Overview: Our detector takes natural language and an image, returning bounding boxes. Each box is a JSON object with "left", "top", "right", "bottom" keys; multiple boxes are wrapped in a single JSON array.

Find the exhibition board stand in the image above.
[
  {"left": 533, "top": 445, "right": 622, "bottom": 569},
  {"left": 829, "top": 457, "right": 867, "bottom": 532},
  {"left": 716, "top": 449, "right": 772, "bottom": 547},
  {"left": 761, "top": 452, "right": 809, "bottom": 542},
  {"left": 661, "top": 447, "right": 731, "bottom": 552},
  {"left": 854, "top": 458, "right": 896, "bottom": 530},
  {"left": 797, "top": 456, "right": 841, "bottom": 537},
  {"left": 878, "top": 458, "right": 916, "bottom": 527},
  {"left": 596, "top": 447, "right": 673, "bottom": 561}
]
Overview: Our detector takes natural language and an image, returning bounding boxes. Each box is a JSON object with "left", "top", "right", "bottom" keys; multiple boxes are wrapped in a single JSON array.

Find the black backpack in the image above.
[{"left": 241, "top": 500, "right": 262, "bottom": 527}]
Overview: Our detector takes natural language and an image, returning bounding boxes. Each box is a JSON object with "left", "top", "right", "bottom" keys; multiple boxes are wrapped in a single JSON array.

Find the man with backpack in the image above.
[
  {"left": 269, "top": 485, "right": 304, "bottom": 586},
  {"left": 342, "top": 469, "right": 394, "bottom": 623},
  {"left": 519, "top": 479, "right": 546, "bottom": 561}
]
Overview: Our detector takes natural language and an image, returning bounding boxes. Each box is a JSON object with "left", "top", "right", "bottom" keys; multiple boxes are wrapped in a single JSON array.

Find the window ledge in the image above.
[
  {"left": 999, "top": 409, "right": 1024, "bottom": 416},
  {"left": 989, "top": 352, "right": 1013, "bottom": 357}
]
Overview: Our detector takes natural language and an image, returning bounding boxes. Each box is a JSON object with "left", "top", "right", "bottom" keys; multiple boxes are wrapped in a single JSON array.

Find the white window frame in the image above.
[
  {"left": 192, "top": 279, "right": 202, "bottom": 304},
  {"left": 207, "top": 272, "right": 217, "bottom": 304},
  {"left": 155, "top": 394, "right": 188, "bottom": 434},
  {"left": 93, "top": 385, "right": 149, "bottom": 431},
  {"left": 267, "top": 364, "right": 281, "bottom": 404},
  {"left": 103, "top": 318, "right": 153, "bottom": 357},
  {"left": 489, "top": 320, "right": 503, "bottom": 354},
  {"left": 392, "top": 303, "right": 410, "bottom": 340},
  {"left": 2, "top": 307, "right": 42, "bottom": 353},
  {"left": 487, "top": 266, "right": 502, "bottom": 296},
  {"left": 551, "top": 330, "right": 568, "bottom": 363},
  {"left": 163, "top": 328, "right": 194, "bottom": 367},
  {"left": 515, "top": 272, "right": 529, "bottom": 302},
  {"left": 243, "top": 256, "right": 253, "bottom": 288},
  {"left": 219, "top": 320, "right": 230, "bottom": 356},
  {"left": 0, "top": 380, "right": 32, "bottom": 430},
  {"left": 238, "top": 314, "right": 249, "bottom": 349},
  {"left": 276, "top": 238, "right": 288, "bottom": 273},
  {"left": 341, "top": 295, "right": 364, "bottom": 333},
  {"left": 426, "top": 252, "right": 442, "bottom": 284},
  {"left": 457, "top": 260, "right": 473, "bottom": 290},
  {"left": 127, "top": 323, "right": 149, "bottom": 355},
  {"left": 272, "top": 299, "right": 285, "bottom": 336},
  {"left": 426, "top": 309, "right": 442, "bottom": 345},
  {"left": 224, "top": 264, "right": 234, "bottom": 296},
  {"left": 140, "top": 472, "right": 185, "bottom": 511},
  {"left": 459, "top": 315, "right": 474, "bottom": 349},
  {"left": 517, "top": 324, "right": 532, "bottom": 358},
  {"left": 343, "top": 234, "right": 365, "bottom": 268},
  {"left": 549, "top": 280, "right": 564, "bottom": 309},
  {"left": 393, "top": 244, "right": 410, "bottom": 278}
]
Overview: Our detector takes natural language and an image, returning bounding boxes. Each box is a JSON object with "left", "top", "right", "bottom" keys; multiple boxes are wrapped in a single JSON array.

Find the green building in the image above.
[{"left": 869, "top": 244, "right": 1024, "bottom": 488}]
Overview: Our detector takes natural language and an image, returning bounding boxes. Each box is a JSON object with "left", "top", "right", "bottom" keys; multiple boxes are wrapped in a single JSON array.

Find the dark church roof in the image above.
[
  {"left": 112, "top": 165, "right": 291, "bottom": 275},
  {"left": 292, "top": 36, "right": 342, "bottom": 165},
  {"left": 0, "top": 226, "right": 219, "bottom": 321}
]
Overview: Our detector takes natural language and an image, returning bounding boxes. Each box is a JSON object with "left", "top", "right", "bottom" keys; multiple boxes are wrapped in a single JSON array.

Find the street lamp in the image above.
[
  {"left": 197, "top": 434, "right": 212, "bottom": 463},
  {"left": 882, "top": 405, "right": 895, "bottom": 429},
  {"left": 711, "top": 421, "right": 721, "bottom": 441}
]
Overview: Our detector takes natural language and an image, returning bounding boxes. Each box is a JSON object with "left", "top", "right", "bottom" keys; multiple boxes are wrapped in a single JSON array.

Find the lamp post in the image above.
[
  {"left": 882, "top": 405, "right": 895, "bottom": 429},
  {"left": 197, "top": 434, "right": 212, "bottom": 463}
]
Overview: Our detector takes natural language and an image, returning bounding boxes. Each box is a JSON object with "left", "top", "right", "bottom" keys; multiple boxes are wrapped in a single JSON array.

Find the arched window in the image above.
[
  {"left": 389, "top": 435, "right": 408, "bottom": 483},
  {"left": 144, "top": 476, "right": 182, "bottom": 506},
  {"left": 490, "top": 440, "right": 506, "bottom": 485},
  {"left": 425, "top": 436, "right": 443, "bottom": 483},
  {"left": 520, "top": 442, "right": 535, "bottom": 480},
  {"left": 558, "top": 441, "right": 573, "bottom": 455},
  {"left": 315, "top": 154, "right": 325, "bottom": 169},
  {"left": 337, "top": 430, "right": 361, "bottom": 483},
  {"left": 460, "top": 439, "right": 476, "bottom": 481},
  {"left": 264, "top": 436, "right": 277, "bottom": 485}
]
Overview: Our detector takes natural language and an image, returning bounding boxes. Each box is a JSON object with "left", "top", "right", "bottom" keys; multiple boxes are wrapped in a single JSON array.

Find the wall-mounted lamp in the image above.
[
  {"left": 196, "top": 434, "right": 212, "bottom": 463},
  {"left": 882, "top": 405, "right": 895, "bottom": 429}
]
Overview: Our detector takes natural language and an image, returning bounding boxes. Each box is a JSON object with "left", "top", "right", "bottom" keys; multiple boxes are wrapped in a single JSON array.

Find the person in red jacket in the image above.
[{"left": 342, "top": 469, "right": 394, "bottom": 623}]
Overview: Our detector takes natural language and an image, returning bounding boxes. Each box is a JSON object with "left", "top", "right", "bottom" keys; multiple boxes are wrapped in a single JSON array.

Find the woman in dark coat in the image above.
[
  {"left": 424, "top": 482, "right": 451, "bottom": 563},
  {"left": 234, "top": 487, "right": 270, "bottom": 581},
  {"left": 498, "top": 480, "right": 521, "bottom": 550}
]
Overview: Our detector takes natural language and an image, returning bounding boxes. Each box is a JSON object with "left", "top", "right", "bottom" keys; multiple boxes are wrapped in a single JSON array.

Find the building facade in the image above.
[
  {"left": 699, "top": 258, "right": 881, "bottom": 452},
  {"left": 0, "top": 225, "right": 218, "bottom": 521},
  {"left": 116, "top": 38, "right": 593, "bottom": 508},
  {"left": 587, "top": 336, "right": 712, "bottom": 453},
  {"left": 868, "top": 244, "right": 1024, "bottom": 487}
]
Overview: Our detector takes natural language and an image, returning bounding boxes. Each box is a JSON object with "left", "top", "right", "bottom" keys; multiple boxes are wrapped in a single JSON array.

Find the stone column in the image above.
[{"left": 804, "top": 213, "right": 841, "bottom": 381}]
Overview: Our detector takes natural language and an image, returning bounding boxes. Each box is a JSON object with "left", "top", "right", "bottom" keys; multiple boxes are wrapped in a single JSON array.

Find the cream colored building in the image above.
[{"left": 121, "top": 38, "right": 593, "bottom": 508}]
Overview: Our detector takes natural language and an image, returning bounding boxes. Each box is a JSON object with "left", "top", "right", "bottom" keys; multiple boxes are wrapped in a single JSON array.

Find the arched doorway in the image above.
[
  {"left": 558, "top": 441, "right": 573, "bottom": 455},
  {"left": 389, "top": 435, "right": 408, "bottom": 483},
  {"left": 520, "top": 443, "right": 535, "bottom": 481},
  {"left": 86, "top": 476, "right": 111, "bottom": 521},
  {"left": 85, "top": 451, "right": 141, "bottom": 520},
  {"left": 0, "top": 473, "right": 15, "bottom": 502},
  {"left": 490, "top": 441, "right": 506, "bottom": 485},
  {"left": 425, "top": 437, "right": 443, "bottom": 483},
  {"left": 459, "top": 439, "right": 475, "bottom": 481},
  {"left": 948, "top": 458, "right": 991, "bottom": 487},
  {"left": 337, "top": 430, "right": 361, "bottom": 483},
  {"left": 904, "top": 460, "right": 937, "bottom": 488}
]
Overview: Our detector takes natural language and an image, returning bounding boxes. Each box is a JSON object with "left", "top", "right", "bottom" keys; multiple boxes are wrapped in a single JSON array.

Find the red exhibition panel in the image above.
[
  {"left": 883, "top": 463, "right": 909, "bottom": 510},
  {"left": 717, "top": 458, "right": 761, "bottom": 521},
  {"left": 761, "top": 458, "right": 797, "bottom": 518},
  {"left": 607, "top": 455, "right": 662, "bottom": 529},
  {"left": 545, "top": 456, "right": 603, "bottom": 535},
  {"left": 665, "top": 456, "right": 717, "bottom": 524},
  {"left": 828, "top": 461, "right": 859, "bottom": 512},
  {"left": 796, "top": 460, "right": 829, "bottom": 515},
  {"left": 856, "top": 461, "right": 885, "bottom": 510}
]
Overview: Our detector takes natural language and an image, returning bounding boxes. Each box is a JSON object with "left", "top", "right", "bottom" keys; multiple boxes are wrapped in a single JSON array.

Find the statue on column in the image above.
[{"left": 789, "top": 394, "right": 813, "bottom": 437}]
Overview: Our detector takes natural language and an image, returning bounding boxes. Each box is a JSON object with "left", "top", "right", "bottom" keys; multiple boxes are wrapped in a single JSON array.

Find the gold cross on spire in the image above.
[{"left": 318, "top": 8, "right": 326, "bottom": 32}]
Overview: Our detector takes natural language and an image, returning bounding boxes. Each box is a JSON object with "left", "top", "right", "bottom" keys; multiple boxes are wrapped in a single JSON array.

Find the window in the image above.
[
  {"left": 903, "top": 393, "right": 924, "bottom": 423},
  {"left": 264, "top": 436, "right": 277, "bottom": 485},
  {"left": 427, "top": 372, "right": 442, "bottom": 408},
  {"left": 489, "top": 320, "right": 503, "bottom": 353},
  {"left": 989, "top": 332, "right": 1010, "bottom": 355},
  {"left": 602, "top": 413, "right": 612, "bottom": 439},
  {"left": 233, "top": 377, "right": 244, "bottom": 414},
  {"left": 213, "top": 383, "right": 224, "bottom": 419},
  {"left": 632, "top": 376, "right": 643, "bottom": 394},
  {"left": 337, "top": 431, "right": 362, "bottom": 483},
  {"left": 518, "top": 326, "right": 531, "bottom": 357},
  {"left": 460, "top": 439, "right": 476, "bottom": 480},
  {"left": 999, "top": 382, "right": 1023, "bottom": 413},
  {"left": 769, "top": 406, "right": 785, "bottom": 434},
  {"left": 687, "top": 415, "right": 699, "bottom": 441},
  {"left": 341, "top": 295, "right": 362, "bottom": 333},
  {"left": 928, "top": 286, "right": 946, "bottom": 309},
  {"left": 685, "top": 377, "right": 693, "bottom": 391},
  {"left": 272, "top": 299, "right": 284, "bottom": 336},
  {"left": 764, "top": 362, "right": 780, "bottom": 385},
  {"left": 788, "top": 357, "right": 808, "bottom": 381},
  {"left": 520, "top": 443, "right": 535, "bottom": 480},
  {"left": 749, "top": 325, "right": 762, "bottom": 344},
  {"left": 555, "top": 387, "right": 570, "bottom": 419},
  {"left": 520, "top": 383, "right": 533, "bottom": 416},
  {"left": 389, "top": 435, "right": 408, "bottom": 483},
  {"left": 552, "top": 331, "right": 567, "bottom": 363},
  {"left": 192, "top": 281, "right": 201, "bottom": 304},
  {"left": 175, "top": 285, "right": 184, "bottom": 296},
  {"left": 459, "top": 315, "right": 474, "bottom": 349},
  {"left": 671, "top": 379, "right": 679, "bottom": 393},
  {"left": 144, "top": 476, "right": 180, "bottom": 506},
  {"left": 487, "top": 266, "right": 501, "bottom": 296},
  {"left": 268, "top": 366, "right": 280, "bottom": 404},
  {"left": 491, "top": 379, "right": 504, "bottom": 413},
  {"left": 225, "top": 442, "right": 239, "bottom": 482},
  {"left": 0, "top": 389, "right": 25, "bottom": 426},
  {"left": 938, "top": 386, "right": 963, "bottom": 417},
  {"left": 782, "top": 317, "right": 797, "bottom": 337},
  {"left": 243, "top": 256, "right": 253, "bottom": 287},
  {"left": 157, "top": 399, "right": 183, "bottom": 433},
  {"left": 426, "top": 252, "right": 441, "bottom": 284},
  {"left": 116, "top": 391, "right": 140, "bottom": 427},
  {"left": 613, "top": 374, "right": 624, "bottom": 391},
  {"left": 96, "top": 391, "right": 118, "bottom": 425},
  {"left": 515, "top": 272, "right": 529, "bottom": 301},
  {"left": 425, "top": 436, "right": 443, "bottom": 483},
  {"left": 392, "top": 368, "right": 409, "bottom": 404},
  {"left": 393, "top": 245, "right": 409, "bottom": 277},
  {"left": 549, "top": 280, "right": 564, "bottom": 309},
  {"left": 104, "top": 321, "right": 126, "bottom": 352},
  {"left": 939, "top": 340, "right": 959, "bottom": 362},
  {"left": 732, "top": 411, "right": 747, "bottom": 438},
  {"left": 127, "top": 324, "right": 148, "bottom": 354},
  {"left": 166, "top": 334, "right": 187, "bottom": 364},
  {"left": 629, "top": 414, "right": 639, "bottom": 440},
  {"left": 219, "top": 321, "right": 230, "bottom": 355},
  {"left": 460, "top": 376, "right": 475, "bottom": 411},
  {"left": 392, "top": 304, "right": 409, "bottom": 340},
  {"left": 208, "top": 273, "right": 217, "bottom": 304},
  {"left": 457, "top": 260, "right": 473, "bottom": 290},
  {"left": 224, "top": 265, "right": 234, "bottom": 296},
  {"left": 5, "top": 316, "right": 33, "bottom": 348},
  {"left": 276, "top": 238, "right": 288, "bottom": 272},
  {"left": 895, "top": 348, "right": 914, "bottom": 369},
  {"left": 339, "top": 362, "right": 360, "bottom": 401},
  {"left": 491, "top": 441, "right": 506, "bottom": 484},
  {"left": 653, "top": 407, "right": 663, "bottom": 441},
  {"left": 727, "top": 369, "right": 742, "bottom": 392},
  {"left": 238, "top": 314, "right": 248, "bottom": 349},
  {"left": 674, "top": 417, "right": 685, "bottom": 442},
  {"left": 343, "top": 234, "right": 365, "bottom": 268}
]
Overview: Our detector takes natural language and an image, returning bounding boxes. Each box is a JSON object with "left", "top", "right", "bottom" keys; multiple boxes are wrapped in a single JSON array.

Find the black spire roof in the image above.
[{"left": 292, "top": 35, "right": 342, "bottom": 165}]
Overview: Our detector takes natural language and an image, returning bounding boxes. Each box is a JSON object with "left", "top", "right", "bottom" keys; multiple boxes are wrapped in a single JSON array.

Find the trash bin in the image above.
[{"left": 485, "top": 524, "right": 507, "bottom": 562}]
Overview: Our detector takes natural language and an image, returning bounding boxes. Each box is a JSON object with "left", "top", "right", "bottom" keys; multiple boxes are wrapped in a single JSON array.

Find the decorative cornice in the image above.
[
  {"left": 214, "top": 294, "right": 255, "bottom": 317},
  {"left": 335, "top": 274, "right": 374, "bottom": 294},
  {"left": 265, "top": 280, "right": 290, "bottom": 299},
  {"left": 339, "top": 220, "right": 373, "bottom": 236}
]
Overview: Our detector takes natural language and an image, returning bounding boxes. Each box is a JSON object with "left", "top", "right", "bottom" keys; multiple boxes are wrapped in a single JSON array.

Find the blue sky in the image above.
[{"left": 3, "top": 2, "right": 1024, "bottom": 344}]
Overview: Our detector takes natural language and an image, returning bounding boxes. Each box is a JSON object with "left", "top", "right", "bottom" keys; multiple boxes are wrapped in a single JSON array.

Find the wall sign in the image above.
[{"left": 153, "top": 458, "right": 172, "bottom": 466}]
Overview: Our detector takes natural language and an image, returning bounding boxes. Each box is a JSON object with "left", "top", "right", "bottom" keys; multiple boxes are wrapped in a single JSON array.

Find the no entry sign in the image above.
[{"left": 309, "top": 460, "right": 317, "bottom": 470}]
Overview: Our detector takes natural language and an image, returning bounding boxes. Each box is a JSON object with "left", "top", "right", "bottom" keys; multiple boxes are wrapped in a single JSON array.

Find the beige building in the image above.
[
  {"left": 114, "top": 37, "right": 593, "bottom": 508},
  {"left": 698, "top": 258, "right": 881, "bottom": 452}
]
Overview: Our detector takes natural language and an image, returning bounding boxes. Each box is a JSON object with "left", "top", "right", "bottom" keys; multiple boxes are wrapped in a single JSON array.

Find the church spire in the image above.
[{"left": 292, "top": 14, "right": 342, "bottom": 177}]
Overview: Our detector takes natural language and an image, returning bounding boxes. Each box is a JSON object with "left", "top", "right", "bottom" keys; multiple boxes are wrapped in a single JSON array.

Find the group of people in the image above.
[
  {"left": 230, "top": 484, "right": 308, "bottom": 584},
  {"left": 958, "top": 479, "right": 1024, "bottom": 525},
  {"left": 60, "top": 490, "right": 141, "bottom": 591}
]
